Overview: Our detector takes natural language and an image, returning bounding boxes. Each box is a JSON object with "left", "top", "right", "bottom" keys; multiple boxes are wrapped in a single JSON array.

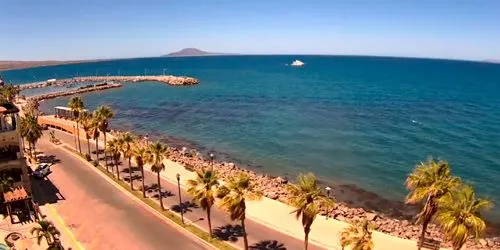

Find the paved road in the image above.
[
  {"left": 34, "top": 135, "right": 210, "bottom": 250},
  {"left": 52, "top": 129, "right": 324, "bottom": 250}
]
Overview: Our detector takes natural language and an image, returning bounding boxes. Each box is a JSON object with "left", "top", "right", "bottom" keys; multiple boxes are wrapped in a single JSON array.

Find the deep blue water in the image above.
[{"left": 3, "top": 56, "right": 500, "bottom": 218}]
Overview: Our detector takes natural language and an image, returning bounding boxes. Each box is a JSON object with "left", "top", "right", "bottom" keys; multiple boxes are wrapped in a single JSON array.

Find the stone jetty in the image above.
[
  {"left": 29, "top": 82, "right": 122, "bottom": 101},
  {"left": 19, "top": 75, "right": 199, "bottom": 91}
]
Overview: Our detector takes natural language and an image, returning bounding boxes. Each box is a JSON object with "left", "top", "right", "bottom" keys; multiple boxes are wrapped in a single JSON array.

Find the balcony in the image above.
[{"left": 0, "top": 145, "right": 21, "bottom": 163}]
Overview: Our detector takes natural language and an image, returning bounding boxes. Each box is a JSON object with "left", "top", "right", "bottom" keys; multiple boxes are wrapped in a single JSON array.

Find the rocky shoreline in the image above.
[
  {"left": 19, "top": 75, "right": 199, "bottom": 91},
  {"left": 109, "top": 129, "right": 500, "bottom": 250}
]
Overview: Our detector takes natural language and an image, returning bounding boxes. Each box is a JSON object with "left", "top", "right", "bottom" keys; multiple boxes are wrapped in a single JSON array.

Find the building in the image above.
[{"left": 0, "top": 102, "right": 35, "bottom": 223}]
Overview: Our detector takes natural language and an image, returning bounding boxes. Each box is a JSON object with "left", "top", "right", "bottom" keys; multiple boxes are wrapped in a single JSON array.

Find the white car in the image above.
[{"left": 33, "top": 163, "right": 51, "bottom": 178}]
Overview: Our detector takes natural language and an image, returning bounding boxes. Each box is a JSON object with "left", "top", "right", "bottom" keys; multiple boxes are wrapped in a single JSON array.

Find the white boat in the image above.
[{"left": 291, "top": 60, "right": 305, "bottom": 67}]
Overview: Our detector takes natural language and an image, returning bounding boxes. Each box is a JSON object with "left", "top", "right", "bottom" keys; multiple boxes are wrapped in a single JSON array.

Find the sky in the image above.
[{"left": 1, "top": 0, "right": 500, "bottom": 61}]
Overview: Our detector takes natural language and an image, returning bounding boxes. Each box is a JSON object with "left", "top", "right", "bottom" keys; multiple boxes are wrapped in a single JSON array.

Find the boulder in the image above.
[
  {"left": 366, "top": 212, "right": 378, "bottom": 221},
  {"left": 479, "top": 239, "right": 487, "bottom": 246}
]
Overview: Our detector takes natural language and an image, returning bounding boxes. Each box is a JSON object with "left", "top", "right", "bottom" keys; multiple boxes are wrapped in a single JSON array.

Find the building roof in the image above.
[
  {"left": 55, "top": 106, "right": 87, "bottom": 112},
  {"left": 3, "top": 187, "right": 30, "bottom": 203},
  {"left": 0, "top": 103, "right": 19, "bottom": 114}
]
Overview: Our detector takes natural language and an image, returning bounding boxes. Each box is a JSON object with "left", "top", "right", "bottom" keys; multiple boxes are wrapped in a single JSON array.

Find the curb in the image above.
[
  {"left": 46, "top": 204, "right": 86, "bottom": 250},
  {"left": 58, "top": 142, "right": 221, "bottom": 250}
]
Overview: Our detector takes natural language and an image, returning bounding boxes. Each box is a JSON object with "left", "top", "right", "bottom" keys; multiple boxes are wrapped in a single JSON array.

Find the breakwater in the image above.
[
  {"left": 19, "top": 75, "right": 199, "bottom": 90},
  {"left": 28, "top": 82, "right": 122, "bottom": 101}
]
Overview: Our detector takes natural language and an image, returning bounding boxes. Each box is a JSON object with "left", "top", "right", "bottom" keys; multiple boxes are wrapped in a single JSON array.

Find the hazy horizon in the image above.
[{"left": 1, "top": 0, "right": 499, "bottom": 61}]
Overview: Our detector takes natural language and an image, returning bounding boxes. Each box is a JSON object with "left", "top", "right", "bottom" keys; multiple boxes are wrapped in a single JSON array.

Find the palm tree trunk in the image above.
[
  {"left": 418, "top": 217, "right": 431, "bottom": 250},
  {"left": 76, "top": 121, "right": 81, "bottom": 154},
  {"left": 95, "top": 138, "right": 100, "bottom": 166},
  {"left": 103, "top": 132, "right": 108, "bottom": 168},
  {"left": 304, "top": 227, "right": 310, "bottom": 250},
  {"left": 116, "top": 156, "right": 120, "bottom": 179},
  {"left": 241, "top": 218, "right": 249, "bottom": 250},
  {"left": 207, "top": 207, "right": 213, "bottom": 237},
  {"left": 87, "top": 138, "right": 91, "bottom": 157},
  {"left": 141, "top": 165, "right": 146, "bottom": 198},
  {"left": 128, "top": 157, "right": 133, "bottom": 190},
  {"left": 157, "top": 172, "right": 164, "bottom": 210}
]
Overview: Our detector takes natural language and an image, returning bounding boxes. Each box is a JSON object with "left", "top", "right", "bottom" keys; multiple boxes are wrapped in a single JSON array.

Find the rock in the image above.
[
  {"left": 275, "top": 176, "right": 288, "bottom": 184},
  {"left": 479, "top": 239, "right": 487, "bottom": 246},
  {"left": 366, "top": 212, "right": 378, "bottom": 221},
  {"left": 487, "top": 239, "right": 494, "bottom": 247}
]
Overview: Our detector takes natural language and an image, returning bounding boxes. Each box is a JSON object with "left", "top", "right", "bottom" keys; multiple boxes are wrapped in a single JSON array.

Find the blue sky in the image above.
[{"left": 1, "top": 0, "right": 499, "bottom": 60}]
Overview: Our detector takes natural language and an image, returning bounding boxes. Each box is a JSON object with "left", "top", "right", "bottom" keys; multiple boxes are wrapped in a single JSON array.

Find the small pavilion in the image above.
[
  {"left": 54, "top": 106, "right": 87, "bottom": 120},
  {"left": 3, "top": 187, "right": 36, "bottom": 224}
]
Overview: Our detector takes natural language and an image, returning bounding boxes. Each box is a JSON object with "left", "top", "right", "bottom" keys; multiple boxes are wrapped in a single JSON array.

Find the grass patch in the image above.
[{"left": 62, "top": 145, "right": 236, "bottom": 250}]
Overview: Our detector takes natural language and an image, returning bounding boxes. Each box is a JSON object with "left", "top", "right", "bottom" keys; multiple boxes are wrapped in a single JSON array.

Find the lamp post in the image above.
[
  {"left": 209, "top": 153, "right": 215, "bottom": 171},
  {"left": 325, "top": 186, "right": 332, "bottom": 220},
  {"left": 176, "top": 173, "right": 184, "bottom": 224}
]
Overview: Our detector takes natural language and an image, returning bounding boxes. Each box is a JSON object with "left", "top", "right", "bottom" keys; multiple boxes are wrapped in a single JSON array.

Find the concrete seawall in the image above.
[
  {"left": 19, "top": 75, "right": 199, "bottom": 90},
  {"left": 29, "top": 83, "right": 122, "bottom": 101}
]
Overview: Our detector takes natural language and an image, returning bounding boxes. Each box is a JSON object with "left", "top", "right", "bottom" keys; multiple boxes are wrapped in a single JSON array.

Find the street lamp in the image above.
[
  {"left": 325, "top": 186, "right": 332, "bottom": 220},
  {"left": 176, "top": 173, "right": 184, "bottom": 224},
  {"left": 209, "top": 153, "right": 215, "bottom": 170}
]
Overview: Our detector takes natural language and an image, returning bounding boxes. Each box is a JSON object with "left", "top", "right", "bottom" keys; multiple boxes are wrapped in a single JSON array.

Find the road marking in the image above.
[
  {"left": 56, "top": 141, "right": 218, "bottom": 250},
  {"left": 46, "top": 203, "right": 85, "bottom": 250}
]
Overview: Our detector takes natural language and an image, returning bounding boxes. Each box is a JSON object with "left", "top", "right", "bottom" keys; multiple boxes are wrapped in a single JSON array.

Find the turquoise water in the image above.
[{"left": 3, "top": 56, "right": 500, "bottom": 218}]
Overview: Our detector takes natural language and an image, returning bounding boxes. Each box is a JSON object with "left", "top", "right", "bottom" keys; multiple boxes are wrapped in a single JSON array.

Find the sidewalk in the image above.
[
  {"left": 44, "top": 116, "right": 422, "bottom": 250},
  {"left": 38, "top": 204, "right": 84, "bottom": 250}
]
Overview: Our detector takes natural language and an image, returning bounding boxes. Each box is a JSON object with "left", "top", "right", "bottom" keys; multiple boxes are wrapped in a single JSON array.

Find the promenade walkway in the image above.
[{"left": 43, "top": 116, "right": 423, "bottom": 250}]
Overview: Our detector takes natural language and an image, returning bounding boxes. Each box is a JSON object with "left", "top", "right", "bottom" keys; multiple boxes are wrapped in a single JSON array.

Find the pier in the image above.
[
  {"left": 27, "top": 82, "right": 122, "bottom": 101},
  {"left": 19, "top": 75, "right": 199, "bottom": 91}
]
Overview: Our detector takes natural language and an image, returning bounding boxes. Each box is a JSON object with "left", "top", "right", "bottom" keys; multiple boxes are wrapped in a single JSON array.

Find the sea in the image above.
[{"left": 3, "top": 55, "right": 500, "bottom": 219}]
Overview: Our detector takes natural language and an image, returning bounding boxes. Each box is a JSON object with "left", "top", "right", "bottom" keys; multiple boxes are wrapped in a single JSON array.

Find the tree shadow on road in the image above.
[
  {"left": 170, "top": 201, "right": 199, "bottom": 214},
  {"left": 250, "top": 240, "right": 287, "bottom": 250},
  {"left": 31, "top": 176, "right": 65, "bottom": 205},
  {"left": 213, "top": 224, "right": 244, "bottom": 242}
]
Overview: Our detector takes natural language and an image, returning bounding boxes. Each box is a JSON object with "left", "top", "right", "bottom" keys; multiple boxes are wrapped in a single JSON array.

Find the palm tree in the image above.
[
  {"left": 0, "top": 174, "right": 14, "bottom": 192},
  {"left": 79, "top": 111, "right": 93, "bottom": 157},
  {"left": 436, "top": 184, "right": 493, "bottom": 250},
  {"left": 68, "top": 96, "right": 85, "bottom": 154},
  {"left": 89, "top": 116, "right": 100, "bottom": 165},
  {"left": 0, "top": 85, "right": 19, "bottom": 103},
  {"left": 107, "top": 138, "right": 123, "bottom": 178},
  {"left": 132, "top": 143, "right": 148, "bottom": 197},
  {"left": 187, "top": 169, "right": 220, "bottom": 237},
  {"left": 146, "top": 142, "right": 167, "bottom": 210},
  {"left": 121, "top": 133, "right": 135, "bottom": 189},
  {"left": 31, "top": 220, "right": 60, "bottom": 247},
  {"left": 95, "top": 105, "right": 114, "bottom": 168},
  {"left": 287, "top": 173, "right": 334, "bottom": 250},
  {"left": 217, "top": 172, "right": 262, "bottom": 250},
  {"left": 22, "top": 98, "right": 40, "bottom": 115},
  {"left": 405, "top": 158, "right": 462, "bottom": 250},
  {"left": 340, "top": 219, "right": 375, "bottom": 250},
  {"left": 19, "top": 112, "right": 43, "bottom": 158}
]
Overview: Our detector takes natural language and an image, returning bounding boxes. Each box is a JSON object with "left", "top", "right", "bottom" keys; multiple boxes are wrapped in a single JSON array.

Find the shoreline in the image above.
[
  {"left": 106, "top": 128, "right": 498, "bottom": 249},
  {"left": 35, "top": 95, "right": 500, "bottom": 249}
]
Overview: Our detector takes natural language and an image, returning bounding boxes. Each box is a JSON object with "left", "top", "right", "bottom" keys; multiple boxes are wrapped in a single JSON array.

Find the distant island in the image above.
[{"left": 163, "top": 48, "right": 233, "bottom": 57}]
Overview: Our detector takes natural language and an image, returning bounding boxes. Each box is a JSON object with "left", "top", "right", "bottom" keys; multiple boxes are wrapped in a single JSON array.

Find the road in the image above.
[
  {"left": 52, "top": 128, "right": 324, "bottom": 250},
  {"left": 33, "top": 135, "right": 210, "bottom": 250}
]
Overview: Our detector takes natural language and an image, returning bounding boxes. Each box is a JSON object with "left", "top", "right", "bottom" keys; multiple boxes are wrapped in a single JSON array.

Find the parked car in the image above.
[{"left": 33, "top": 163, "right": 51, "bottom": 178}]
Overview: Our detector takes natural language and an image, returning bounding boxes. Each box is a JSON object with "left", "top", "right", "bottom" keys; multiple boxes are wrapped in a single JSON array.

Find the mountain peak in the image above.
[{"left": 163, "top": 48, "right": 233, "bottom": 57}]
